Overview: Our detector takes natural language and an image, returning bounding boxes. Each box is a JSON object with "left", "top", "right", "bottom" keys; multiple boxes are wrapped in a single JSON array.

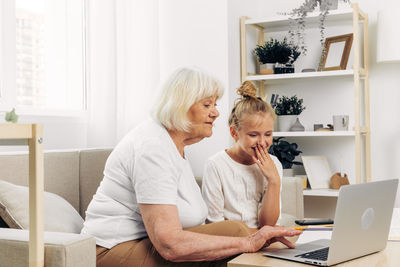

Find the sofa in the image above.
[{"left": 0, "top": 148, "right": 304, "bottom": 267}]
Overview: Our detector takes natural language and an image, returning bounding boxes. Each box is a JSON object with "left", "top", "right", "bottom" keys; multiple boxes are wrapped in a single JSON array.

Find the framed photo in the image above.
[
  {"left": 301, "top": 156, "right": 331, "bottom": 189},
  {"left": 319, "top": 33, "right": 353, "bottom": 71}
]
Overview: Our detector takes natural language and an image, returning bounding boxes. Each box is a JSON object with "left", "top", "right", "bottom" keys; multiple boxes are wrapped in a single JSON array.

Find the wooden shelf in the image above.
[
  {"left": 246, "top": 70, "right": 354, "bottom": 84},
  {"left": 303, "top": 189, "right": 339, "bottom": 197},
  {"left": 274, "top": 131, "right": 356, "bottom": 137},
  {"left": 245, "top": 8, "right": 354, "bottom": 31}
]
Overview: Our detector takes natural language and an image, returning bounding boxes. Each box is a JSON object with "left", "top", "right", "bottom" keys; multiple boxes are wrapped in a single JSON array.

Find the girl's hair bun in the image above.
[{"left": 237, "top": 81, "right": 257, "bottom": 98}]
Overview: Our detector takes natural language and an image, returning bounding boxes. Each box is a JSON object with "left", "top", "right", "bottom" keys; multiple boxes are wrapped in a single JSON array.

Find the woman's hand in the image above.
[
  {"left": 246, "top": 225, "right": 302, "bottom": 252},
  {"left": 252, "top": 143, "right": 280, "bottom": 185}
]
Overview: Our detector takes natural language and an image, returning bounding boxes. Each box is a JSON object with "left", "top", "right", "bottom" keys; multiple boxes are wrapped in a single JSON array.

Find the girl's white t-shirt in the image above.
[
  {"left": 81, "top": 119, "right": 208, "bottom": 249},
  {"left": 202, "top": 150, "right": 283, "bottom": 228}
]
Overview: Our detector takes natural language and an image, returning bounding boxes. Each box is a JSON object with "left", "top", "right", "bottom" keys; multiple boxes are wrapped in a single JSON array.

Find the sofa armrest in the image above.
[
  {"left": 280, "top": 177, "right": 304, "bottom": 225},
  {"left": 0, "top": 229, "right": 95, "bottom": 267}
]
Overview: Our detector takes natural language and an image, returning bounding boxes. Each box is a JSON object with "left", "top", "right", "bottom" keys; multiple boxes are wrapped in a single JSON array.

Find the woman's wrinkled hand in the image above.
[{"left": 246, "top": 225, "right": 302, "bottom": 253}]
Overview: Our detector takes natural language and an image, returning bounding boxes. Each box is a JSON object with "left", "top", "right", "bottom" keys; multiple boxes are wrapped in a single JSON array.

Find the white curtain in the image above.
[
  {"left": 86, "top": 0, "right": 160, "bottom": 147},
  {"left": 115, "top": 0, "right": 160, "bottom": 140}
]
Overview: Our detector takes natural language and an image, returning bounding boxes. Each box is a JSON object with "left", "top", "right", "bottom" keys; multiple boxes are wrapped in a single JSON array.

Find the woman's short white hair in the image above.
[{"left": 154, "top": 67, "right": 224, "bottom": 132}]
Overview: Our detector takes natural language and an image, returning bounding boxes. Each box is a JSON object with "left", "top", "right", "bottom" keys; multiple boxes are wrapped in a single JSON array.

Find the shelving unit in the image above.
[
  {"left": 274, "top": 131, "right": 356, "bottom": 137},
  {"left": 244, "top": 8, "right": 355, "bottom": 30},
  {"left": 0, "top": 124, "right": 44, "bottom": 267},
  {"left": 240, "top": 3, "right": 370, "bottom": 194},
  {"left": 245, "top": 69, "right": 354, "bottom": 84}
]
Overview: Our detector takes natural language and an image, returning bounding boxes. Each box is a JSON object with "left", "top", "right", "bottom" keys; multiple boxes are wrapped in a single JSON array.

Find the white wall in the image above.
[
  {"left": 158, "top": 0, "right": 230, "bottom": 177},
  {"left": 357, "top": 0, "right": 400, "bottom": 206}
]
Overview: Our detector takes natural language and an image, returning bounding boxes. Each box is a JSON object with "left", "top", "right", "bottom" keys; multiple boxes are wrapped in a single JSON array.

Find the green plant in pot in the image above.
[
  {"left": 268, "top": 137, "right": 303, "bottom": 176},
  {"left": 274, "top": 95, "right": 306, "bottom": 132},
  {"left": 253, "top": 37, "right": 301, "bottom": 74}
]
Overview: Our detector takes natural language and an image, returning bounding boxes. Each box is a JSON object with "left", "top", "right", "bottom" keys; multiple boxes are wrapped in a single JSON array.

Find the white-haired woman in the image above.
[{"left": 81, "top": 67, "right": 301, "bottom": 267}]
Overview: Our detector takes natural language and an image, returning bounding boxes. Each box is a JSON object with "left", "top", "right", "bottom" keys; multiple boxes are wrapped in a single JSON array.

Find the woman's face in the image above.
[
  {"left": 187, "top": 95, "right": 219, "bottom": 139},
  {"left": 231, "top": 112, "right": 274, "bottom": 159}
]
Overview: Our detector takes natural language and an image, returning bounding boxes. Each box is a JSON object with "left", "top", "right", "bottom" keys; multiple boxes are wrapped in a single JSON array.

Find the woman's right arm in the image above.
[{"left": 139, "top": 203, "right": 301, "bottom": 262}]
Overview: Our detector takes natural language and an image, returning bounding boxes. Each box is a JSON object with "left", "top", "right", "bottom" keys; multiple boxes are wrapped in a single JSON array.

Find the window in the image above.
[{"left": 1, "top": 0, "right": 86, "bottom": 113}]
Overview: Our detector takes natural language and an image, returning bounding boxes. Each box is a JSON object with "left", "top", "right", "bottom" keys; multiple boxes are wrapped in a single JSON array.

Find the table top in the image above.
[{"left": 228, "top": 240, "right": 400, "bottom": 267}]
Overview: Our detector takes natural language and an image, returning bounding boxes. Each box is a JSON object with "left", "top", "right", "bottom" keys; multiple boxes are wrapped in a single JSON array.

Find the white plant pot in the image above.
[
  {"left": 282, "top": 168, "right": 294, "bottom": 177},
  {"left": 278, "top": 115, "right": 297, "bottom": 132}
]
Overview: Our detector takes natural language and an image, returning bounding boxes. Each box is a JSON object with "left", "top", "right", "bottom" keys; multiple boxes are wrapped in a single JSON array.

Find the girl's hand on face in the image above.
[{"left": 252, "top": 144, "right": 280, "bottom": 185}]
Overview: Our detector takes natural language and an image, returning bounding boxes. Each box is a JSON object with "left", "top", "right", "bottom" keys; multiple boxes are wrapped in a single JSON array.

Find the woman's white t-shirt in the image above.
[
  {"left": 81, "top": 119, "right": 208, "bottom": 249},
  {"left": 202, "top": 150, "right": 283, "bottom": 228}
]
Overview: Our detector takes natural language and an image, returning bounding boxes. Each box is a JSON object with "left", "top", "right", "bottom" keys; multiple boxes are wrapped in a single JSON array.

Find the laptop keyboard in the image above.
[{"left": 295, "top": 247, "right": 329, "bottom": 261}]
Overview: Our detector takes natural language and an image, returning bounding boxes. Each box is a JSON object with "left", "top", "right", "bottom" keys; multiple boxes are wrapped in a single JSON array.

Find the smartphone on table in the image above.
[{"left": 295, "top": 218, "right": 334, "bottom": 225}]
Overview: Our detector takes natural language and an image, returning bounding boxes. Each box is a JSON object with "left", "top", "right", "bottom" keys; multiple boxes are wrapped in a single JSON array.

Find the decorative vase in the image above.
[
  {"left": 290, "top": 118, "right": 305, "bottom": 131},
  {"left": 259, "top": 63, "right": 274, "bottom": 75},
  {"left": 282, "top": 168, "right": 294, "bottom": 177},
  {"left": 278, "top": 115, "right": 297, "bottom": 132}
]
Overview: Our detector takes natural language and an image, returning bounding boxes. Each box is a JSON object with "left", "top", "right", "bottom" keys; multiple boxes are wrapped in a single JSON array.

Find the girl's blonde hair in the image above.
[
  {"left": 228, "top": 81, "right": 276, "bottom": 129},
  {"left": 154, "top": 67, "right": 224, "bottom": 132}
]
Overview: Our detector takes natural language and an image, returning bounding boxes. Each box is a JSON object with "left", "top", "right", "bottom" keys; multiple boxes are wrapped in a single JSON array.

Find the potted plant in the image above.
[
  {"left": 280, "top": 0, "right": 351, "bottom": 55},
  {"left": 268, "top": 137, "right": 303, "bottom": 176},
  {"left": 4, "top": 108, "right": 19, "bottom": 123},
  {"left": 274, "top": 95, "right": 306, "bottom": 132},
  {"left": 253, "top": 37, "right": 301, "bottom": 74}
]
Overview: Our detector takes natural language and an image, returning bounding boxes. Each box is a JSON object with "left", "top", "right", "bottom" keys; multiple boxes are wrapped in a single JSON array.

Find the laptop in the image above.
[{"left": 264, "top": 179, "right": 399, "bottom": 266}]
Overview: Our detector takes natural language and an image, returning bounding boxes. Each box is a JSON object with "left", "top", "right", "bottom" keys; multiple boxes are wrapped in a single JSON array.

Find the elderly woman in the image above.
[{"left": 81, "top": 67, "right": 301, "bottom": 267}]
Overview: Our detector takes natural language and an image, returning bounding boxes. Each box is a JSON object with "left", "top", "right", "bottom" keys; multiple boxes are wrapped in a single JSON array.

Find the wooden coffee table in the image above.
[{"left": 228, "top": 239, "right": 400, "bottom": 267}]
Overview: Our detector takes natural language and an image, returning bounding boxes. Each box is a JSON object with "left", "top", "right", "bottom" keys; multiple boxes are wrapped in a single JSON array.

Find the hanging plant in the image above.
[{"left": 280, "top": 0, "right": 351, "bottom": 55}]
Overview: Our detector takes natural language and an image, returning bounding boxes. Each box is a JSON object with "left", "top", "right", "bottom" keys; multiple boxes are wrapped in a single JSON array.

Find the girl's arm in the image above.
[
  {"left": 253, "top": 144, "right": 281, "bottom": 227},
  {"left": 139, "top": 203, "right": 300, "bottom": 262},
  {"left": 258, "top": 181, "right": 281, "bottom": 227}
]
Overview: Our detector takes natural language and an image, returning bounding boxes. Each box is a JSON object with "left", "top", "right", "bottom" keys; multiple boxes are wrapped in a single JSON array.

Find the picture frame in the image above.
[
  {"left": 301, "top": 156, "right": 331, "bottom": 189},
  {"left": 319, "top": 33, "right": 353, "bottom": 71}
]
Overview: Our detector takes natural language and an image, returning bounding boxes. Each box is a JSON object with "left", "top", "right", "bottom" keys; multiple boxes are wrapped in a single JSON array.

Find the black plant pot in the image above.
[{"left": 274, "top": 63, "right": 295, "bottom": 74}]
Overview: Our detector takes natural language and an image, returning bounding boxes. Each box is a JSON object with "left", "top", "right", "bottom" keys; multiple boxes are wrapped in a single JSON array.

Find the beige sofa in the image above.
[{"left": 0, "top": 148, "right": 303, "bottom": 267}]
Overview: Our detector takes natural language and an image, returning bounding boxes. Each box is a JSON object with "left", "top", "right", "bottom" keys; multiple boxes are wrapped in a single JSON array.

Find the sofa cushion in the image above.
[
  {"left": 0, "top": 151, "right": 80, "bottom": 212},
  {"left": 0, "top": 228, "right": 96, "bottom": 267},
  {"left": 0, "top": 180, "right": 83, "bottom": 233},
  {"left": 79, "top": 149, "right": 112, "bottom": 217}
]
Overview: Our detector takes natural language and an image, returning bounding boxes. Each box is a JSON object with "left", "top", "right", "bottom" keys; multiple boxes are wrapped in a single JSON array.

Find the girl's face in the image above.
[{"left": 231, "top": 112, "right": 274, "bottom": 159}]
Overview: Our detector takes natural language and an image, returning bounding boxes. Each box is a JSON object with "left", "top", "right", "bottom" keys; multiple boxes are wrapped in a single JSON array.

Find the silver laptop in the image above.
[{"left": 264, "top": 179, "right": 398, "bottom": 266}]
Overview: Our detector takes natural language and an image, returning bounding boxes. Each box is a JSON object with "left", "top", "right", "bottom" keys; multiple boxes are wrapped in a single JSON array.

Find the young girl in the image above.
[{"left": 202, "top": 81, "right": 282, "bottom": 229}]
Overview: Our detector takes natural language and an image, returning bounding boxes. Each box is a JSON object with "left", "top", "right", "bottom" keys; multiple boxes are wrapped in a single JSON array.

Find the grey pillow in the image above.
[{"left": 0, "top": 180, "right": 83, "bottom": 233}]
